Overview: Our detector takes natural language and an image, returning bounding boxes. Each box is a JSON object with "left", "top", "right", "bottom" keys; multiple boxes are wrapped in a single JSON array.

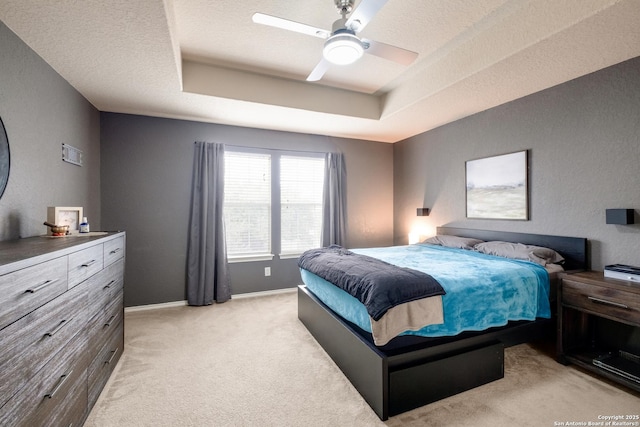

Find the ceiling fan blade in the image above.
[
  {"left": 362, "top": 39, "right": 418, "bottom": 66},
  {"left": 346, "top": 0, "right": 388, "bottom": 32},
  {"left": 306, "top": 58, "right": 331, "bottom": 82},
  {"left": 252, "top": 13, "right": 330, "bottom": 39}
]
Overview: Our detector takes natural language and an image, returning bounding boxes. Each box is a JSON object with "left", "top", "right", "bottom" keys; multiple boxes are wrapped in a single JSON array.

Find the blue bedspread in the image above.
[{"left": 300, "top": 244, "right": 551, "bottom": 338}]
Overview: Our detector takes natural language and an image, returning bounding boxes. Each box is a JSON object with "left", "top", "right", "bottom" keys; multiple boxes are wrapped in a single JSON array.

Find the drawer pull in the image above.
[
  {"left": 45, "top": 370, "right": 73, "bottom": 399},
  {"left": 81, "top": 259, "right": 97, "bottom": 267},
  {"left": 587, "top": 296, "right": 629, "bottom": 309},
  {"left": 104, "top": 315, "right": 116, "bottom": 327},
  {"left": 110, "top": 248, "right": 122, "bottom": 255},
  {"left": 45, "top": 318, "right": 73, "bottom": 337},
  {"left": 25, "top": 279, "right": 59, "bottom": 293},
  {"left": 106, "top": 347, "right": 119, "bottom": 365},
  {"left": 103, "top": 280, "right": 116, "bottom": 290}
]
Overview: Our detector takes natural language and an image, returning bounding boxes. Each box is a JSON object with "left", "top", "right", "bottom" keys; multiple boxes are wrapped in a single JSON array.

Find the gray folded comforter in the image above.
[{"left": 298, "top": 245, "right": 445, "bottom": 321}]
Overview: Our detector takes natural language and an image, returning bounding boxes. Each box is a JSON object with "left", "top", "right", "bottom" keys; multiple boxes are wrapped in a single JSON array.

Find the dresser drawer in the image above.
[
  {"left": 88, "top": 258, "right": 125, "bottom": 314},
  {"left": 87, "top": 292, "right": 124, "bottom": 362},
  {"left": 0, "top": 329, "right": 88, "bottom": 427},
  {"left": 68, "top": 244, "right": 104, "bottom": 288},
  {"left": 104, "top": 235, "right": 125, "bottom": 267},
  {"left": 88, "top": 319, "right": 124, "bottom": 408},
  {"left": 0, "top": 257, "right": 68, "bottom": 331},
  {"left": 43, "top": 369, "right": 88, "bottom": 427},
  {"left": 562, "top": 278, "right": 640, "bottom": 326},
  {"left": 0, "top": 281, "right": 88, "bottom": 409},
  {"left": 28, "top": 362, "right": 88, "bottom": 427}
]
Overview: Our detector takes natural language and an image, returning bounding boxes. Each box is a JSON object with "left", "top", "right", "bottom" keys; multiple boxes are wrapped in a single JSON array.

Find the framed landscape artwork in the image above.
[{"left": 466, "top": 150, "right": 529, "bottom": 220}]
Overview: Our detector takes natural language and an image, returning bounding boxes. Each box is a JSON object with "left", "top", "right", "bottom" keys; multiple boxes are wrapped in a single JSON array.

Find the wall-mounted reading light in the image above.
[
  {"left": 606, "top": 209, "right": 634, "bottom": 225},
  {"left": 416, "top": 208, "right": 430, "bottom": 216}
]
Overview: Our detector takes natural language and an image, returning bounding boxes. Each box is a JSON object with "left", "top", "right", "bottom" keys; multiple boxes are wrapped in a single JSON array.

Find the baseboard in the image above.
[
  {"left": 125, "top": 300, "right": 187, "bottom": 313},
  {"left": 233, "top": 287, "right": 296, "bottom": 299},
  {"left": 124, "top": 288, "right": 296, "bottom": 313}
]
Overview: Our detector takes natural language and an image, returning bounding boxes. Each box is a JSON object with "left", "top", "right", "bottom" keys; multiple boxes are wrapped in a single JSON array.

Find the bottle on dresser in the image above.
[{"left": 79, "top": 217, "right": 90, "bottom": 233}]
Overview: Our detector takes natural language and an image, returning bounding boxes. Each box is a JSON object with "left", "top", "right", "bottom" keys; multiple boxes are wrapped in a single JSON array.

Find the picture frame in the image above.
[
  {"left": 465, "top": 150, "right": 529, "bottom": 220},
  {"left": 47, "top": 206, "right": 83, "bottom": 234},
  {"left": 0, "top": 116, "right": 9, "bottom": 201}
]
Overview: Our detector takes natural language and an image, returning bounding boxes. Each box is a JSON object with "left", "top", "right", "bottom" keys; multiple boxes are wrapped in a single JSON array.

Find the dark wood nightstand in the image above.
[{"left": 557, "top": 271, "right": 640, "bottom": 392}]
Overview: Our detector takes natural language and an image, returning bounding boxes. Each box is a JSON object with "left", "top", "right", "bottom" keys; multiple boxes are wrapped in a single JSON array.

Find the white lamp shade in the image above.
[{"left": 323, "top": 33, "right": 364, "bottom": 65}]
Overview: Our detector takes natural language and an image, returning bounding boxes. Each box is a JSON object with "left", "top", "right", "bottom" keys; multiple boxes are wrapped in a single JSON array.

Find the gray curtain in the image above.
[
  {"left": 322, "top": 152, "right": 346, "bottom": 246},
  {"left": 186, "top": 142, "right": 231, "bottom": 305}
]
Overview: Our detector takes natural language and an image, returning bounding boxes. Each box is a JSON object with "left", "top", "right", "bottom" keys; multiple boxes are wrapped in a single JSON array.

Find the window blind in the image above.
[
  {"left": 224, "top": 152, "right": 271, "bottom": 257},
  {"left": 280, "top": 155, "right": 325, "bottom": 255}
]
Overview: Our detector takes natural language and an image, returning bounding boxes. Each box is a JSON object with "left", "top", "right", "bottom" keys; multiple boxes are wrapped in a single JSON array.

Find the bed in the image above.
[{"left": 297, "top": 227, "right": 587, "bottom": 420}]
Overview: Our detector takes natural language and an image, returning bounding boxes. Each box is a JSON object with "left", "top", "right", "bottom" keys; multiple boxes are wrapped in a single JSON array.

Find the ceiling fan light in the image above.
[{"left": 323, "top": 33, "right": 364, "bottom": 65}]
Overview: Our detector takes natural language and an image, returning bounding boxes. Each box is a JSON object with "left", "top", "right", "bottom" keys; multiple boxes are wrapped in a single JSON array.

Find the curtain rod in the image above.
[{"left": 194, "top": 141, "right": 336, "bottom": 156}]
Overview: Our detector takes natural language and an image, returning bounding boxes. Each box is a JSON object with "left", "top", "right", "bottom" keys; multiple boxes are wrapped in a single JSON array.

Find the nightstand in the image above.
[{"left": 557, "top": 271, "right": 640, "bottom": 392}]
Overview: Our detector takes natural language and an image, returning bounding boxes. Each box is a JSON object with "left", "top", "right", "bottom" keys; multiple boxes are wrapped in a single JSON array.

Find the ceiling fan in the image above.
[{"left": 252, "top": 0, "right": 418, "bottom": 81}]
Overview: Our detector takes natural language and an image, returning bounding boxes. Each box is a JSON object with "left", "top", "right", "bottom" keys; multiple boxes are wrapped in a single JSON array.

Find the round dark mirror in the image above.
[{"left": 0, "top": 116, "right": 9, "bottom": 199}]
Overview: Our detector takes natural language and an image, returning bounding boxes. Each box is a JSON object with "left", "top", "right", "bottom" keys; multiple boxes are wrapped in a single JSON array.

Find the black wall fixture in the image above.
[
  {"left": 605, "top": 209, "right": 634, "bottom": 225},
  {"left": 417, "top": 208, "right": 430, "bottom": 216}
]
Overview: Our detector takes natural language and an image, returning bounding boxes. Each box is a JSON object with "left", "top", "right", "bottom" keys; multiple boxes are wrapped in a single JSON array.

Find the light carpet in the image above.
[{"left": 84, "top": 291, "right": 639, "bottom": 427}]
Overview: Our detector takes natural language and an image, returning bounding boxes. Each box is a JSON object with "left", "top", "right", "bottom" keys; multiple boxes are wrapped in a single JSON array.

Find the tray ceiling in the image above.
[{"left": 1, "top": 0, "right": 639, "bottom": 142}]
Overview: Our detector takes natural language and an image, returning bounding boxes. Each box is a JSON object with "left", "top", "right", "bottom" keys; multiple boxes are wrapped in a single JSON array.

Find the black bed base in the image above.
[
  {"left": 298, "top": 285, "right": 552, "bottom": 420},
  {"left": 297, "top": 227, "right": 586, "bottom": 420}
]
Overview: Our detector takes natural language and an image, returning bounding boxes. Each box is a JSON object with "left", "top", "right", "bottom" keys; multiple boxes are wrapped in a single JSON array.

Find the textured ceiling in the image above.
[{"left": 1, "top": 0, "right": 639, "bottom": 143}]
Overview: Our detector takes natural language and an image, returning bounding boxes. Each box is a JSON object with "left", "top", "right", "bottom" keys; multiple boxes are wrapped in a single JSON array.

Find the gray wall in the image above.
[
  {"left": 394, "top": 56, "right": 640, "bottom": 271},
  {"left": 6, "top": 12, "right": 638, "bottom": 307},
  {"left": 0, "top": 21, "right": 100, "bottom": 241},
  {"left": 100, "top": 113, "right": 394, "bottom": 306}
]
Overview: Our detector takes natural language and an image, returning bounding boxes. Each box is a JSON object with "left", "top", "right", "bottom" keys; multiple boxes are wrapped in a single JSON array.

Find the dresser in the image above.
[
  {"left": 557, "top": 271, "right": 640, "bottom": 392},
  {"left": 0, "top": 231, "right": 125, "bottom": 426}
]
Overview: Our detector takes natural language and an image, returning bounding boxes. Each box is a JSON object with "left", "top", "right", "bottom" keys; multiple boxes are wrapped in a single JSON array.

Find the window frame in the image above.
[
  {"left": 223, "top": 148, "right": 273, "bottom": 262},
  {"left": 223, "top": 147, "right": 325, "bottom": 262}
]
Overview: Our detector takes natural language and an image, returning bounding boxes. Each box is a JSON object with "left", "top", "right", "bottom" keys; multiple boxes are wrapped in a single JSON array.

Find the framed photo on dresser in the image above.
[{"left": 47, "top": 206, "right": 83, "bottom": 233}]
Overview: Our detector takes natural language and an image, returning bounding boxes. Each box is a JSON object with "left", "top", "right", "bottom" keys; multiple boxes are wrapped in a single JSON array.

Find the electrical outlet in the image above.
[{"left": 264, "top": 267, "right": 271, "bottom": 277}]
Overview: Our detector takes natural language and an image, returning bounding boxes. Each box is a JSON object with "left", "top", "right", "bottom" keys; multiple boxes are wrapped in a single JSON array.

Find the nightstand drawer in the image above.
[{"left": 562, "top": 278, "right": 640, "bottom": 326}]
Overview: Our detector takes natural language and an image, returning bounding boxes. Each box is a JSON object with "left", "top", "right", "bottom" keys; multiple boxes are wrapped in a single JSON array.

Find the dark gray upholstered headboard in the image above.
[{"left": 437, "top": 227, "right": 588, "bottom": 271}]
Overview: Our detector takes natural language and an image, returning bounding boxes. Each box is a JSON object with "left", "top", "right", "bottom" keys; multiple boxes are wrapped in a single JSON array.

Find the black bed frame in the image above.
[{"left": 297, "top": 227, "right": 587, "bottom": 420}]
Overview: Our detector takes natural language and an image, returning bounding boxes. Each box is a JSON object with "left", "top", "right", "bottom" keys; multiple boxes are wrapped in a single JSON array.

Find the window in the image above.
[
  {"left": 223, "top": 152, "right": 271, "bottom": 260},
  {"left": 223, "top": 150, "right": 326, "bottom": 261},
  {"left": 280, "top": 156, "right": 325, "bottom": 256}
]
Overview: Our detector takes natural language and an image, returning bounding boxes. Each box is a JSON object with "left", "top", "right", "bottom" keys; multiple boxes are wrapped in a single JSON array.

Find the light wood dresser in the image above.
[{"left": 0, "top": 231, "right": 125, "bottom": 426}]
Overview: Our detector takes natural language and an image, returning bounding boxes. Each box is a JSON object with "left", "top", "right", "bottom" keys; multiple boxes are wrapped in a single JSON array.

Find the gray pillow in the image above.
[
  {"left": 422, "top": 235, "right": 485, "bottom": 250},
  {"left": 473, "top": 241, "right": 565, "bottom": 266}
]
